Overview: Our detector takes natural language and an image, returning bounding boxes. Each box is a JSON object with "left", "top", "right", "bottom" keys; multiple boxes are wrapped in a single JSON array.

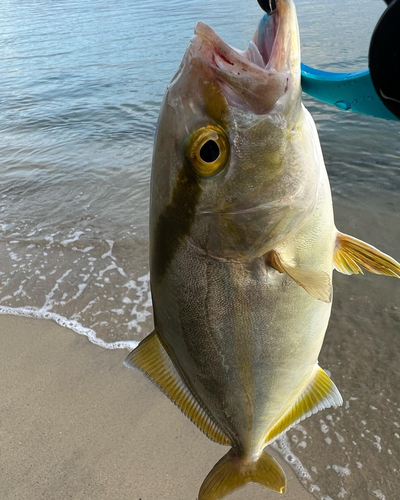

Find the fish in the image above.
[{"left": 124, "top": 0, "right": 400, "bottom": 498}]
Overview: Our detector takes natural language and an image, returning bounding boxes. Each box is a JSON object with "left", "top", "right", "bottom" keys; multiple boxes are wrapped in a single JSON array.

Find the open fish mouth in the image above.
[
  {"left": 191, "top": 0, "right": 300, "bottom": 114},
  {"left": 194, "top": 12, "right": 280, "bottom": 73}
]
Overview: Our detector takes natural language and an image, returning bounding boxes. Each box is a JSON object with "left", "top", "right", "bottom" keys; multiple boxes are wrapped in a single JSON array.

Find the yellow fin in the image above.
[
  {"left": 263, "top": 366, "right": 342, "bottom": 447},
  {"left": 267, "top": 250, "right": 332, "bottom": 303},
  {"left": 199, "top": 449, "right": 286, "bottom": 500},
  {"left": 334, "top": 232, "right": 400, "bottom": 277},
  {"left": 124, "top": 331, "right": 230, "bottom": 446}
]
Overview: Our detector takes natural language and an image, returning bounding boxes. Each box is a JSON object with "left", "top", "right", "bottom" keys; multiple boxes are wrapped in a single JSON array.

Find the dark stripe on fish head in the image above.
[
  {"left": 151, "top": 166, "right": 202, "bottom": 283},
  {"left": 150, "top": 59, "right": 229, "bottom": 283}
]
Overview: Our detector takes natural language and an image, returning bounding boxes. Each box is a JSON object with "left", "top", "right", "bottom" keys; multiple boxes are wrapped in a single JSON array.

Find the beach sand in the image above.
[{"left": 1, "top": 314, "right": 312, "bottom": 500}]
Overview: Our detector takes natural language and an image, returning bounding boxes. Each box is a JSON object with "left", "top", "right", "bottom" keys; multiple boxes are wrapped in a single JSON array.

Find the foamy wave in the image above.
[
  {"left": 272, "top": 433, "right": 312, "bottom": 483},
  {"left": 0, "top": 235, "right": 152, "bottom": 344},
  {"left": 0, "top": 305, "right": 138, "bottom": 351}
]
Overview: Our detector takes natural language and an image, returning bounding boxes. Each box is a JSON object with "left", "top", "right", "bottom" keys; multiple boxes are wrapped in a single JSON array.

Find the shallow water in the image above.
[{"left": 1, "top": 0, "right": 400, "bottom": 498}]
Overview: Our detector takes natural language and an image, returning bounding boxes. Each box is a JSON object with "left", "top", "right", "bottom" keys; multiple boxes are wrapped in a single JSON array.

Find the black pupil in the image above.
[{"left": 199, "top": 140, "right": 220, "bottom": 163}]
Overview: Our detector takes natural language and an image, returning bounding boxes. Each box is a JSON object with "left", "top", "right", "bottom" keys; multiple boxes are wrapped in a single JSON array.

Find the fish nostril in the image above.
[{"left": 200, "top": 140, "right": 220, "bottom": 163}]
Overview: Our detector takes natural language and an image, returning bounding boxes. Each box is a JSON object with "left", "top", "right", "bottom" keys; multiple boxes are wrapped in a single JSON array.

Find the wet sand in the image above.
[{"left": 1, "top": 314, "right": 312, "bottom": 500}]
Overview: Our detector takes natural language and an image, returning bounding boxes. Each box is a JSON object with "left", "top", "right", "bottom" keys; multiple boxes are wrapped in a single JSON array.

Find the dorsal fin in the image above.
[
  {"left": 334, "top": 232, "right": 400, "bottom": 277},
  {"left": 263, "top": 365, "right": 342, "bottom": 447},
  {"left": 267, "top": 250, "right": 332, "bottom": 303},
  {"left": 124, "top": 331, "right": 230, "bottom": 446}
]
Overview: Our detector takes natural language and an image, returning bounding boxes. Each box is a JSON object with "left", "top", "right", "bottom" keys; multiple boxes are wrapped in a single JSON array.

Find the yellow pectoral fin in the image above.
[
  {"left": 124, "top": 331, "right": 230, "bottom": 446},
  {"left": 263, "top": 366, "right": 343, "bottom": 447},
  {"left": 334, "top": 232, "right": 400, "bottom": 277},
  {"left": 267, "top": 250, "right": 332, "bottom": 303}
]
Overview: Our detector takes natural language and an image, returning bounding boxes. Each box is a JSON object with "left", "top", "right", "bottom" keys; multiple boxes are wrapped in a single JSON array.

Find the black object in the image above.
[
  {"left": 257, "top": 0, "right": 277, "bottom": 14},
  {"left": 369, "top": 0, "right": 400, "bottom": 120},
  {"left": 200, "top": 141, "right": 220, "bottom": 163}
]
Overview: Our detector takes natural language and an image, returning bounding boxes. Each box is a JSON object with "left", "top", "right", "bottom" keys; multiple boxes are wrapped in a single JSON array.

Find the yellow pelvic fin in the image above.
[
  {"left": 334, "top": 232, "right": 400, "bottom": 277},
  {"left": 198, "top": 449, "right": 286, "bottom": 500},
  {"left": 263, "top": 366, "right": 342, "bottom": 447},
  {"left": 124, "top": 331, "right": 230, "bottom": 446},
  {"left": 267, "top": 250, "right": 332, "bottom": 303}
]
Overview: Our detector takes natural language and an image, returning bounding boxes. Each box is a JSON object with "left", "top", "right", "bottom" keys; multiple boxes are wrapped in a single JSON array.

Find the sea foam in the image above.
[{"left": 0, "top": 305, "right": 138, "bottom": 351}]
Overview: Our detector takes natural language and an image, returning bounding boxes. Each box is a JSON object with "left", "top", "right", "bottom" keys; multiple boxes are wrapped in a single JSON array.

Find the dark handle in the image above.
[
  {"left": 369, "top": 0, "right": 400, "bottom": 120},
  {"left": 257, "top": 0, "right": 277, "bottom": 14}
]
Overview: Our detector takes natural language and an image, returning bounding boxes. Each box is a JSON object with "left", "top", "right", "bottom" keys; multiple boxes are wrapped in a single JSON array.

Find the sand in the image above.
[{"left": 1, "top": 314, "right": 312, "bottom": 500}]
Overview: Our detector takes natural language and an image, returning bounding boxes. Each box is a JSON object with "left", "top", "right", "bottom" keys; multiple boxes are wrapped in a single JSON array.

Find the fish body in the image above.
[
  {"left": 125, "top": 1, "right": 400, "bottom": 498},
  {"left": 151, "top": 110, "right": 335, "bottom": 456}
]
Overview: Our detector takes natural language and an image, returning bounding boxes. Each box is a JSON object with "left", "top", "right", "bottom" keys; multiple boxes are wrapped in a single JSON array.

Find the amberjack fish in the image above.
[{"left": 125, "top": 1, "right": 400, "bottom": 497}]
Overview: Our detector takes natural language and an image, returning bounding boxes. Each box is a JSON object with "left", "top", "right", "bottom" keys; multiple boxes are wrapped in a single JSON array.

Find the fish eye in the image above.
[{"left": 186, "top": 125, "right": 229, "bottom": 177}]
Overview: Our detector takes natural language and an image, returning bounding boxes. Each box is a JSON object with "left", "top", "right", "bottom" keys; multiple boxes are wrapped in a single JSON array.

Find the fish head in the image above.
[{"left": 151, "top": 0, "right": 320, "bottom": 265}]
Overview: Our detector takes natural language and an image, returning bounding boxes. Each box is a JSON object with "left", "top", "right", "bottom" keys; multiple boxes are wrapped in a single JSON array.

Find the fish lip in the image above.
[
  {"left": 193, "top": 3, "right": 284, "bottom": 76},
  {"left": 193, "top": 22, "right": 277, "bottom": 80},
  {"left": 191, "top": 22, "right": 286, "bottom": 114},
  {"left": 191, "top": 1, "right": 298, "bottom": 114}
]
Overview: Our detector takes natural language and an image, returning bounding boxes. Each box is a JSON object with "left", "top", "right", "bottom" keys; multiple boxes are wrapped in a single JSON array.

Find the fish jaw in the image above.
[{"left": 192, "top": 0, "right": 301, "bottom": 115}]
